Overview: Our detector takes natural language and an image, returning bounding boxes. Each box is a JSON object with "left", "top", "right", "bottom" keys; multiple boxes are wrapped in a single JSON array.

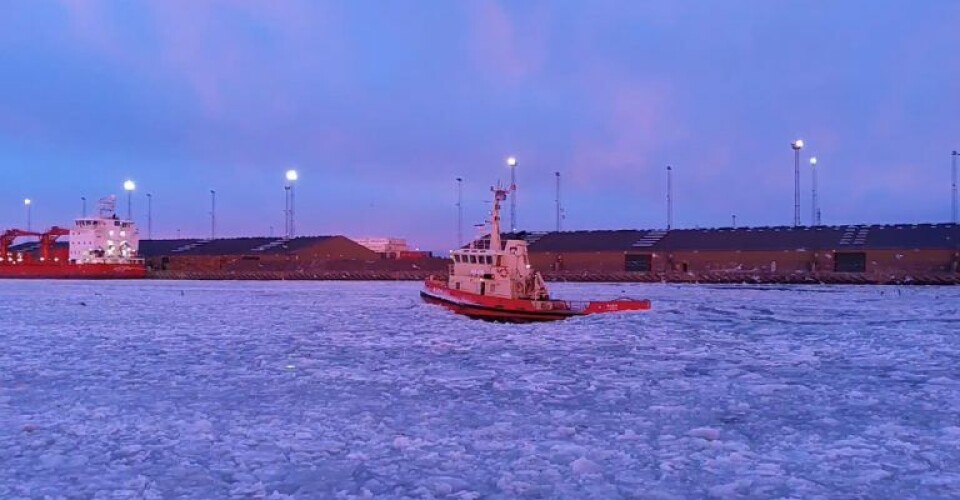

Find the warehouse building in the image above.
[
  {"left": 139, "top": 236, "right": 381, "bottom": 272},
  {"left": 513, "top": 223, "right": 959, "bottom": 276},
  {"left": 21, "top": 224, "right": 955, "bottom": 280}
]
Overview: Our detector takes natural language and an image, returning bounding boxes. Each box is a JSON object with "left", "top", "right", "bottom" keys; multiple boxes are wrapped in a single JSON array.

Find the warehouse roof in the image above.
[
  {"left": 532, "top": 230, "right": 652, "bottom": 252},
  {"left": 654, "top": 226, "right": 846, "bottom": 251},
  {"left": 9, "top": 241, "right": 65, "bottom": 252},
  {"left": 138, "top": 236, "right": 339, "bottom": 257},
  {"left": 483, "top": 224, "right": 960, "bottom": 253},
  {"left": 138, "top": 239, "right": 199, "bottom": 256},
  {"left": 855, "top": 223, "right": 959, "bottom": 249}
]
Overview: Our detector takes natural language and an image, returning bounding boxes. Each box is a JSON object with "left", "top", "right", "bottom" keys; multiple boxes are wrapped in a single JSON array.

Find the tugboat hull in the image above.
[
  {"left": 420, "top": 289, "right": 578, "bottom": 323},
  {"left": 421, "top": 279, "right": 650, "bottom": 323}
]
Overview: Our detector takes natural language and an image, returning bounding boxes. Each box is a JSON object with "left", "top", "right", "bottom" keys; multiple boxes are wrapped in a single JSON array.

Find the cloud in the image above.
[
  {"left": 59, "top": 1, "right": 349, "bottom": 117},
  {"left": 464, "top": 1, "right": 550, "bottom": 87},
  {"left": 563, "top": 77, "right": 683, "bottom": 199}
]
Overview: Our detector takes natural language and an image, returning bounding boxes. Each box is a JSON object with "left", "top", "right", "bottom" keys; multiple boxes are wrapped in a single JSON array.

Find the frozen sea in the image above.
[{"left": 1, "top": 280, "right": 959, "bottom": 499}]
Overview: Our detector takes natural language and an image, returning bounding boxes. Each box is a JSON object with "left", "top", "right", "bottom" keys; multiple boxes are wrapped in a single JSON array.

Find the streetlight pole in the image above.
[
  {"left": 666, "top": 165, "right": 673, "bottom": 230},
  {"left": 953, "top": 150, "right": 958, "bottom": 224},
  {"left": 123, "top": 180, "right": 136, "bottom": 220},
  {"left": 506, "top": 157, "right": 518, "bottom": 232},
  {"left": 285, "top": 169, "right": 298, "bottom": 238},
  {"left": 791, "top": 139, "right": 804, "bottom": 226},
  {"left": 147, "top": 193, "right": 153, "bottom": 239},
  {"left": 810, "top": 157, "right": 819, "bottom": 226},
  {"left": 732, "top": 214, "right": 737, "bottom": 228},
  {"left": 555, "top": 171, "right": 561, "bottom": 232},
  {"left": 284, "top": 186, "right": 290, "bottom": 237},
  {"left": 81, "top": 196, "right": 87, "bottom": 218},
  {"left": 210, "top": 190, "right": 216, "bottom": 239},
  {"left": 24, "top": 199, "right": 31, "bottom": 231},
  {"left": 456, "top": 177, "right": 463, "bottom": 247}
]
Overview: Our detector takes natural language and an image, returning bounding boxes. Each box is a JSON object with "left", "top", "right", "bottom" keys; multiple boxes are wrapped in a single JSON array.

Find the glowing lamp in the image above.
[
  {"left": 23, "top": 198, "right": 31, "bottom": 206},
  {"left": 809, "top": 157, "right": 818, "bottom": 166},
  {"left": 124, "top": 180, "right": 136, "bottom": 191},
  {"left": 506, "top": 157, "right": 518, "bottom": 167},
  {"left": 791, "top": 139, "right": 804, "bottom": 150},
  {"left": 285, "top": 169, "right": 299, "bottom": 182}
]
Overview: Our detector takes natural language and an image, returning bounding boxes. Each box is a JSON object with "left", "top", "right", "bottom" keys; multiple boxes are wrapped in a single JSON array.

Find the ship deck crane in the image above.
[
  {"left": 1, "top": 229, "right": 42, "bottom": 262},
  {"left": 40, "top": 226, "right": 70, "bottom": 262}
]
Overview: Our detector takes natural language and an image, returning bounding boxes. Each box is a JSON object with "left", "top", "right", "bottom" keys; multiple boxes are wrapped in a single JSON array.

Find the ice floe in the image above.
[{"left": 0, "top": 280, "right": 958, "bottom": 497}]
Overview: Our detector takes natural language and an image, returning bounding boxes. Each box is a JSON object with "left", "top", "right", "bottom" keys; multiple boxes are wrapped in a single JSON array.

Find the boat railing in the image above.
[{"left": 77, "top": 257, "right": 146, "bottom": 265}]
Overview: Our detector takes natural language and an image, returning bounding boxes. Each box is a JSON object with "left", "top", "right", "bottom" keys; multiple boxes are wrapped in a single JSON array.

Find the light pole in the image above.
[
  {"left": 81, "top": 196, "right": 87, "bottom": 218},
  {"left": 284, "top": 186, "right": 290, "bottom": 237},
  {"left": 666, "top": 165, "right": 673, "bottom": 230},
  {"left": 210, "top": 190, "right": 216, "bottom": 239},
  {"left": 285, "top": 169, "right": 298, "bottom": 238},
  {"left": 809, "top": 157, "right": 819, "bottom": 226},
  {"left": 146, "top": 193, "right": 153, "bottom": 239},
  {"left": 791, "top": 139, "right": 804, "bottom": 227},
  {"left": 456, "top": 177, "right": 463, "bottom": 247},
  {"left": 123, "top": 180, "right": 136, "bottom": 220},
  {"left": 555, "top": 171, "right": 562, "bottom": 232},
  {"left": 952, "top": 150, "right": 958, "bottom": 224},
  {"left": 506, "top": 157, "right": 518, "bottom": 232},
  {"left": 732, "top": 214, "right": 737, "bottom": 228},
  {"left": 24, "top": 198, "right": 31, "bottom": 231}
]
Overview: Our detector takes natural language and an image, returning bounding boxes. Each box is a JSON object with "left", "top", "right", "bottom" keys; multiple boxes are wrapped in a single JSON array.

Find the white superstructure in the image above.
[
  {"left": 68, "top": 196, "right": 141, "bottom": 264},
  {"left": 446, "top": 185, "right": 549, "bottom": 300},
  {"left": 353, "top": 237, "right": 409, "bottom": 258}
]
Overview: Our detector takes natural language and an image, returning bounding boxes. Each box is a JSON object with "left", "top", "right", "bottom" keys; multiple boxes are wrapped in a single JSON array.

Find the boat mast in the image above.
[{"left": 489, "top": 185, "right": 508, "bottom": 252}]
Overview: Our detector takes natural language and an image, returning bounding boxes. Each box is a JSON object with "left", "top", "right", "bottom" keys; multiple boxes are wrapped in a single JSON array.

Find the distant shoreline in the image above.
[{"left": 147, "top": 270, "right": 960, "bottom": 286}]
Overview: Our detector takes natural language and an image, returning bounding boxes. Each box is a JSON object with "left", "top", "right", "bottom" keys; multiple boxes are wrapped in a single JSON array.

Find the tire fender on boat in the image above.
[{"left": 497, "top": 267, "right": 508, "bottom": 278}]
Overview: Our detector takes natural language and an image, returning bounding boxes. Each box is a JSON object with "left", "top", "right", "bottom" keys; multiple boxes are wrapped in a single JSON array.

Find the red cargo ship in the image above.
[
  {"left": 421, "top": 183, "right": 651, "bottom": 322},
  {"left": 0, "top": 196, "right": 146, "bottom": 279}
]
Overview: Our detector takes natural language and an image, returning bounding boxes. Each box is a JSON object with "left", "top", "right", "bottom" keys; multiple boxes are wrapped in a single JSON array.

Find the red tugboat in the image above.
[
  {"left": 421, "top": 184, "right": 651, "bottom": 322},
  {"left": 0, "top": 196, "right": 146, "bottom": 279}
]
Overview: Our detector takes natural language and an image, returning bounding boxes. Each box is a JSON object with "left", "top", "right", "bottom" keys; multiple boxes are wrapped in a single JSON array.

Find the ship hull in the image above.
[
  {"left": 421, "top": 279, "right": 650, "bottom": 323},
  {"left": 0, "top": 263, "right": 147, "bottom": 279},
  {"left": 420, "top": 289, "right": 579, "bottom": 323}
]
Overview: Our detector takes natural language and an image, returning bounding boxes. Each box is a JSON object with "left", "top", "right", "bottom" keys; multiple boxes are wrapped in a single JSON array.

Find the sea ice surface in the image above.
[{"left": 1, "top": 280, "right": 958, "bottom": 498}]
